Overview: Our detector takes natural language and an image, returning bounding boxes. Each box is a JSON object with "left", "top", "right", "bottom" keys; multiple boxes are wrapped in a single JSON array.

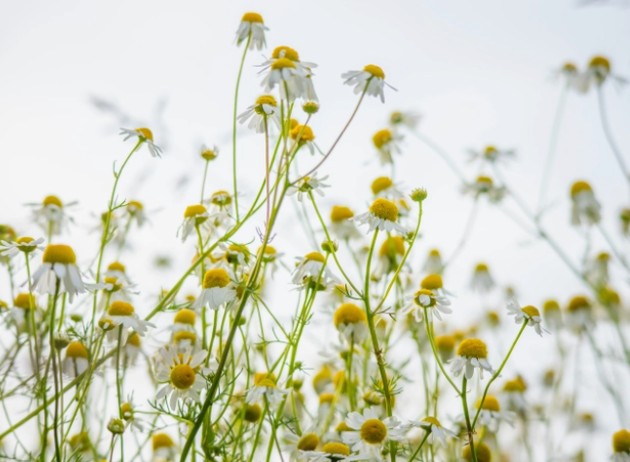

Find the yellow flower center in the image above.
[
  {"left": 203, "top": 268, "right": 230, "bottom": 289},
  {"left": 476, "top": 396, "right": 500, "bottom": 411},
  {"left": 170, "top": 364, "right": 196, "bottom": 389},
  {"left": 421, "top": 274, "right": 443, "bottom": 291},
  {"left": 201, "top": 148, "right": 217, "bottom": 161},
  {"left": 174, "top": 309, "right": 197, "bottom": 325},
  {"left": 613, "top": 429, "right": 630, "bottom": 453},
  {"left": 330, "top": 205, "right": 354, "bottom": 222},
  {"left": 567, "top": 295, "right": 590, "bottom": 312},
  {"left": 272, "top": 46, "right": 300, "bottom": 62},
  {"left": 14, "top": 293, "right": 32, "bottom": 310},
  {"left": 429, "top": 249, "right": 441, "bottom": 257},
  {"left": 503, "top": 379, "right": 527, "bottom": 393},
  {"left": 108, "top": 261, "right": 126, "bottom": 273},
  {"left": 255, "top": 95, "right": 277, "bottom": 107},
  {"left": 42, "top": 244, "right": 76, "bottom": 265},
  {"left": 127, "top": 200, "right": 144, "bottom": 211},
  {"left": 66, "top": 341, "right": 88, "bottom": 359},
  {"left": 421, "top": 416, "right": 442, "bottom": 427},
  {"left": 379, "top": 236, "right": 405, "bottom": 257},
  {"left": 127, "top": 333, "right": 141, "bottom": 347},
  {"left": 319, "top": 393, "right": 335, "bottom": 405},
  {"left": 303, "top": 251, "right": 325, "bottom": 263},
  {"left": 334, "top": 303, "right": 367, "bottom": 327},
  {"left": 413, "top": 289, "right": 436, "bottom": 307},
  {"left": 371, "top": 177, "right": 393, "bottom": 195},
  {"left": 543, "top": 300, "right": 560, "bottom": 313},
  {"left": 290, "top": 125, "right": 315, "bottom": 142},
  {"left": 135, "top": 128, "right": 154, "bottom": 141},
  {"left": 242, "top": 12, "right": 263, "bottom": 23},
  {"left": 120, "top": 402, "right": 133, "bottom": 419},
  {"left": 244, "top": 403, "right": 262, "bottom": 422},
  {"left": 589, "top": 56, "right": 611, "bottom": 71},
  {"left": 369, "top": 198, "right": 398, "bottom": 222},
  {"left": 570, "top": 181, "right": 592, "bottom": 198},
  {"left": 211, "top": 190, "right": 232, "bottom": 206},
  {"left": 16, "top": 236, "right": 35, "bottom": 247},
  {"left": 476, "top": 175, "right": 494, "bottom": 187},
  {"left": 563, "top": 62, "right": 577, "bottom": 72},
  {"left": 152, "top": 433, "right": 175, "bottom": 450},
  {"left": 360, "top": 418, "right": 387, "bottom": 444},
  {"left": 254, "top": 372, "right": 276, "bottom": 385},
  {"left": 462, "top": 442, "right": 491, "bottom": 462},
  {"left": 363, "top": 64, "right": 385, "bottom": 79},
  {"left": 435, "top": 335, "right": 455, "bottom": 351},
  {"left": 521, "top": 305, "right": 540, "bottom": 318},
  {"left": 184, "top": 204, "right": 208, "bottom": 218},
  {"left": 475, "top": 263, "right": 488, "bottom": 273},
  {"left": 323, "top": 442, "right": 350, "bottom": 456},
  {"left": 108, "top": 301, "right": 135, "bottom": 316},
  {"left": 43, "top": 195, "right": 63, "bottom": 208},
  {"left": 456, "top": 338, "right": 488, "bottom": 359},
  {"left": 174, "top": 331, "right": 197, "bottom": 344},
  {"left": 372, "top": 129, "right": 392, "bottom": 149},
  {"left": 297, "top": 433, "right": 319, "bottom": 451},
  {"left": 99, "top": 318, "right": 115, "bottom": 331},
  {"left": 256, "top": 378, "right": 277, "bottom": 389},
  {"left": 271, "top": 58, "right": 296, "bottom": 70},
  {"left": 104, "top": 277, "right": 121, "bottom": 292}
]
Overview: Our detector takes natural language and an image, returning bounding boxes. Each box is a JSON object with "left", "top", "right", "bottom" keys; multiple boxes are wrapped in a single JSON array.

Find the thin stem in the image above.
[
  {"left": 423, "top": 310, "right": 461, "bottom": 395},
  {"left": 201, "top": 160, "right": 210, "bottom": 202},
  {"left": 410, "top": 130, "right": 466, "bottom": 183},
  {"left": 408, "top": 432, "right": 430, "bottom": 462},
  {"left": 232, "top": 34, "right": 251, "bottom": 222},
  {"left": 462, "top": 377, "right": 478, "bottom": 462},
  {"left": 596, "top": 85, "right": 630, "bottom": 189}
]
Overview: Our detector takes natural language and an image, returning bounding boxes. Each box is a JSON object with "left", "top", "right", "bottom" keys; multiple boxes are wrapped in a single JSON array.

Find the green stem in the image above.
[
  {"left": 232, "top": 34, "right": 251, "bottom": 222},
  {"left": 423, "top": 310, "right": 460, "bottom": 395},
  {"left": 462, "top": 376, "right": 478, "bottom": 462}
]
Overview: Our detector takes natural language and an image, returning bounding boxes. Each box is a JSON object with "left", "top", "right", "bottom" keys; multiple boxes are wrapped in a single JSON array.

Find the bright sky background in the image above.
[{"left": 2, "top": 0, "right": 630, "bottom": 459}]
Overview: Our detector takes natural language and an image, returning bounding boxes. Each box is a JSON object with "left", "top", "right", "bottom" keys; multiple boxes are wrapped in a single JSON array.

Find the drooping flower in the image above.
[
  {"left": 235, "top": 12, "right": 268, "bottom": 50},
  {"left": 449, "top": 338, "right": 494, "bottom": 380},
  {"left": 334, "top": 303, "right": 369, "bottom": 343},
  {"left": 342, "top": 65, "right": 395, "bottom": 103},
  {"left": 506, "top": 300, "right": 549, "bottom": 337},
  {"left": 570, "top": 181, "right": 601, "bottom": 226},
  {"left": 119, "top": 127, "right": 162, "bottom": 158},
  {"left": 408, "top": 416, "right": 458, "bottom": 447}
]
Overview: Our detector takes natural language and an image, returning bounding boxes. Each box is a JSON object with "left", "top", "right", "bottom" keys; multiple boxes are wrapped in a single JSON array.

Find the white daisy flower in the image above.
[
  {"left": 206, "top": 190, "right": 235, "bottom": 215},
  {"left": 554, "top": 62, "right": 581, "bottom": 91},
  {"left": 238, "top": 95, "right": 281, "bottom": 133},
  {"left": 120, "top": 398, "right": 144, "bottom": 432},
  {"left": 570, "top": 181, "right": 601, "bottom": 226},
  {"left": 301, "top": 442, "right": 353, "bottom": 462},
  {"left": 152, "top": 433, "right": 178, "bottom": 461},
  {"left": 178, "top": 204, "right": 211, "bottom": 243},
  {"left": 101, "top": 301, "right": 154, "bottom": 345},
  {"left": 259, "top": 46, "right": 318, "bottom": 83},
  {"left": 354, "top": 198, "right": 407, "bottom": 235},
  {"left": 287, "top": 173, "right": 330, "bottom": 202},
  {"left": 586, "top": 252, "right": 610, "bottom": 287},
  {"left": 119, "top": 127, "right": 162, "bottom": 158},
  {"left": 172, "top": 308, "right": 197, "bottom": 334},
  {"left": 292, "top": 252, "right": 340, "bottom": 286},
  {"left": 422, "top": 249, "right": 443, "bottom": 274},
  {"left": 578, "top": 56, "right": 627, "bottom": 93},
  {"left": 565, "top": 295, "right": 593, "bottom": 331},
  {"left": 62, "top": 341, "right": 89, "bottom": 377},
  {"left": 235, "top": 12, "right": 268, "bottom": 50},
  {"left": 31, "top": 244, "right": 101, "bottom": 303},
  {"left": 289, "top": 124, "right": 320, "bottom": 156},
  {"left": 194, "top": 268, "right": 237, "bottom": 311},
  {"left": 0, "top": 236, "right": 45, "bottom": 258},
  {"left": 155, "top": 347, "right": 210, "bottom": 410},
  {"left": 333, "top": 303, "right": 370, "bottom": 344},
  {"left": 404, "top": 288, "right": 452, "bottom": 323},
  {"left": 329, "top": 206, "right": 361, "bottom": 241},
  {"left": 125, "top": 200, "right": 149, "bottom": 227},
  {"left": 473, "top": 395, "right": 515, "bottom": 432},
  {"left": 612, "top": 430, "right": 630, "bottom": 462},
  {"left": 258, "top": 245, "right": 284, "bottom": 278},
  {"left": 542, "top": 299, "right": 563, "bottom": 330},
  {"left": 27, "top": 195, "right": 77, "bottom": 236},
  {"left": 502, "top": 378, "right": 528, "bottom": 413},
  {"left": 124, "top": 333, "right": 142, "bottom": 364},
  {"left": 372, "top": 236, "right": 407, "bottom": 280},
  {"left": 342, "top": 65, "right": 395, "bottom": 103},
  {"left": 389, "top": 111, "right": 421, "bottom": 129},
  {"left": 470, "top": 263, "right": 495, "bottom": 293},
  {"left": 448, "top": 338, "right": 494, "bottom": 380},
  {"left": 258, "top": 46, "right": 315, "bottom": 102},
  {"left": 245, "top": 375, "right": 290, "bottom": 405},
  {"left": 9, "top": 293, "right": 42, "bottom": 334},
  {"left": 200, "top": 144, "right": 219, "bottom": 162},
  {"left": 342, "top": 408, "right": 406, "bottom": 462},
  {"left": 462, "top": 175, "right": 506, "bottom": 203},
  {"left": 100, "top": 276, "right": 138, "bottom": 307},
  {"left": 370, "top": 177, "right": 403, "bottom": 200},
  {"left": 409, "top": 417, "right": 458, "bottom": 448},
  {"left": 104, "top": 261, "right": 132, "bottom": 285},
  {"left": 468, "top": 145, "right": 515, "bottom": 164},
  {"left": 507, "top": 300, "right": 549, "bottom": 337},
  {"left": 284, "top": 431, "right": 320, "bottom": 462},
  {"left": 371, "top": 129, "right": 402, "bottom": 165},
  {"left": 419, "top": 273, "right": 453, "bottom": 298}
]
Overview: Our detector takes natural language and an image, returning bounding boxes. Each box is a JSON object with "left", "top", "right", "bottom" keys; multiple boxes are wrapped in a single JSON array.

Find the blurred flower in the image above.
[
  {"left": 238, "top": 95, "right": 281, "bottom": 133},
  {"left": 570, "top": 181, "right": 601, "bottom": 226},
  {"left": 235, "top": 12, "right": 268, "bottom": 50},
  {"left": 287, "top": 173, "right": 330, "bottom": 202}
]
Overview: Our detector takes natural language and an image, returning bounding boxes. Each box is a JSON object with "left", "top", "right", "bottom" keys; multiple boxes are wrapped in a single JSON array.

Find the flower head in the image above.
[
  {"left": 507, "top": 300, "right": 548, "bottom": 336},
  {"left": 409, "top": 416, "right": 458, "bottom": 447},
  {"left": 449, "top": 338, "right": 494, "bottom": 379},
  {"left": 155, "top": 347, "right": 210, "bottom": 410},
  {"left": 235, "top": 12, "right": 268, "bottom": 50},
  {"left": 342, "top": 408, "right": 405, "bottom": 462},
  {"left": 119, "top": 127, "right": 162, "bottom": 157},
  {"left": 342, "top": 65, "right": 396, "bottom": 103},
  {"left": 354, "top": 198, "right": 407, "bottom": 235},
  {"left": 334, "top": 303, "right": 369, "bottom": 343},
  {"left": 238, "top": 95, "right": 281, "bottom": 133},
  {"left": 570, "top": 180, "right": 601, "bottom": 226}
]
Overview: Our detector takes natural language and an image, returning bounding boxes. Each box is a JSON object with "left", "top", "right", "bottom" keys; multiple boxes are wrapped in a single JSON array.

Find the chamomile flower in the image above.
[
  {"left": 155, "top": 347, "right": 209, "bottom": 410},
  {"left": 474, "top": 396, "right": 515, "bottom": 432},
  {"left": 372, "top": 236, "right": 406, "bottom": 280},
  {"left": 287, "top": 173, "right": 330, "bottom": 202},
  {"left": 235, "top": 12, "right": 268, "bottom": 50},
  {"left": 330, "top": 206, "right": 361, "bottom": 240},
  {"left": 104, "top": 261, "right": 132, "bottom": 285},
  {"left": 178, "top": 204, "right": 211, "bottom": 243},
  {"left": 301, "top": 442, "right": 351, "bottom": 462},
  {"left": 449, "top": 338, "right": 494, "bottom": 380},
  {"left": 194, "top": 268, "right": 237, "bottom": 311},
  {"left": 409, "top": 417, "right": 458, "bottom": 447},
  {"left": 28, "top": 195, "right": 76, "bottom": 236},
  {"left": 565, "top": 295, "right": 593, "bottom": 331},
  {"left": 124, "top": 333, "right": 142, "bottom": 364},
  {"left": 570, "top": 181, "right": 601, "bottom": 226},
  {"left": 462, "top": 441, "right": 492, "bottom": 462},
  {"left": 470, "top": 263, "right": 495, "bottom": 293},
  {"left": 290, "top": 124, "right": 319, "bottom": 155},
  {"left": 126, "top": 200, "right": 148, "bottom": 227},
  {"left": 420, "top": 274, "right": 452, "bottom": 298},
  {"left": 119, "top": 127, "right": 162, "bottom": 158},
  {"left": 422, "top": 249, "right": 443, "bottom": 274},
  {"left": 334, "top": 303, "right": 369, "bottom": 343},
  {"left": 579, "top": 56, "right": 627, "bottom": 92},
  {"left": 152, "top": 433, "right": 177, "bottom": 461},
  {"left": 200, "top": 144, "right": 219, "bottom": 162},
  {"left": 100, "top": 275, "right": 138, "bottom": 306},
  {"left": 434, "top": 335, "right": 456, "bottom": 362},
  {"left": 120, "top": 400, "right": 144, "bottom": 431},
  {"left": 9, "top": 293, "right": 41, "bottom": 334},
  {"left": 292, "top": 252, "right": 339, "bottom": 285},
  {"left": 468, "top": 145, "right": 515, "bottom": 164},
  {"left": 284, "top": 431, "right": 320, "bottom": 462},
  {"left": 62, "top": 341, "right": 89, "bottom": 377},
  {"left": 246, "top": 374, "right": 290, "bottom": 405},
  {"left": 462, "top": 176, "right": 506, "bottom": 203},
  {"left": 370, "top": 177, "right": 402, "bottom": 199},
  {"left": 342, "top": 408, "right": 405, "bottom": 462},
  {"left": 354, "top": 198, "right": 407, "bottom": 235},
  {"left": 259, "top": 46, "right": 315, "bottom": 102},
  {"left": 172, "top": 308, "right": 197, "bottom": 334},
  {"left": 404, "top": 288, "right": 452, "bottom": 323},
  {"left": 258, "top": 245, "right": 284, "bottom": 277},
  {"left": 542, "top": 299, "right": 563, "bottom": 330},
  {"left": 31, "top": 244, "right": 100, "bottom": 303},
  {"left": 0, "top": 237, "right": 45, "bottom": 258},
  {"left": 612, "top": 430, "right": 630, "bottom": 462},
  {"left": 342, "top": 65, "right": 395, "bottom": 103},
  {"left": 507, "top": 300, "right": 549, "bottom": 336},
  {"left": 371, "top": 129, "right": 402, "bottom": 165},
  {"left": 503, "top": 377, "right": 528, "bottom": 412},
  {"left": 586, "top": 252, "right": 610, "bottom": 286},
  {"left": 555, "top": 62, "right": 580, "bottom": 90},
  {"left": 389, "top": 111, "right": 421, "bottom": 129},
  {"left": 238, "top": 95, "right": 281, "bottom": 133},
  {"left": 102, "top": 301, "right": 154, "bottom": 344}
]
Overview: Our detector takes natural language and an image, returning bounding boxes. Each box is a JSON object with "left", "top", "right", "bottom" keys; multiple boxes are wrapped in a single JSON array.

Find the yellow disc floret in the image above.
[
  {"left": 521, "top": 305, "right": 540, "bottom": 318},
  {"left": 152, "top": 433, "right": 175, "bottom": 450},
  {"left": 372, "top": 130, "right": 392, "bottom": 149},
  {"left": 323, "top": 442, "right": 350, "bottom": 456},
  {"left": 613, "top": 429, "right": 630, "bottom": 453},
  {"left": 297, "top": 433, "right": 319, "bottom": 451},
  {"left": 66, "top": 341, "right": 88, "bottom": 359},
  {"left": 43, "top": 195, "right": 63, "bottom": 208},
  {"left": 570, "top": 181, "right": 592, "bottom": 198},
  {"left": 363, "top": 65, "right": 385, "bottom": 79},
  {"left": 421, "top": 416, "right": 442, "bottom": 428},
  {"left": 457, "top": 338, "right": 488, "bottom": 359},
  {"left": 184, "top": 204, "right": 207, "bottom": 218},
  {"left": 330, "top": 206, "right": 354, "bottom": 222},
  {"left": 369, "top": 198, "right": 398, "bottom": 222},
  {"left": 108, "top": 261, "right": 126, "bottom": 273},
  {"left": 334, "top": 303, "right": 367, "bottom": 327},
  {"left": 379, "top": 236, "right": 405, "bottom": 257},
  {"left": 304, "top": 252, "right": 326, "bottom": 263},
  {"left": 108, "top": 301, "right": 135, "bottom": 317},
  {"left": 503, "top": 379, "right": 527, "bottom": 393},
  {"left": 256, "top": 95, "right": 277, "bottom": 107},
  {"left": 174, "top": 331, "right": 197, "bottom": 344},
  {"left": 567, "top": 295, "right": 590, "bottom": 312},
  {"left": 170, "top": 364, "right": 196, "bottom": 389},
  {"left": 202, "top": 268, "right": 230, "bottom": 289},
  {"left": 589, "top": 56, "right": 611, "bottom": 72},
  {"left": 476, "top": 396, "right": 500, "bottom": 412},
  {"left": 435, "top": 335, "right": 455, "bottom": 352},
  {"left": 127, "top": 333, "right": 141, "bottom": 347},
  {"left": 290, "top": 125, "right": 315, "bottom": 142},
  {"left": 242, "top": 12, "right": 263, "bottom": 23},
  {"left": 360, "top": 419, "right": 387, "bottom": 444},
  {"left": 421, "top": 274, "right": 443, "bottom": 291},
  {"left": 135, "top": 128, "right": 154, "bottom": 141},
  {"left": 272, "top": 46, "right": 299, "bottom": 62},
  {"left": 13, "top": 293, "right": 33, "bottom": 310},
  {"left": 42, "top": 244, "right": 76, "bottom": 265},
  {"left": 462, "top": 442, "right": 491, "bottom": 462},
  {"left": 244, "top": 403, "right": 262, "bottom": 422},
  {"left": 174, "top": 309, "right": 197, "bottom": 326},
  {"left": 271, "top": 58, "right": 296, "bottom": 70},
  {"left": 371, "top": 177, "right": 393, "bottom": 195}
]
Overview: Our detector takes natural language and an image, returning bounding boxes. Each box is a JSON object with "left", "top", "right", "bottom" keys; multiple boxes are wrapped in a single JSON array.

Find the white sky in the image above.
[{"left": 2, "top": 0, "right": 630, "bottom": 459}]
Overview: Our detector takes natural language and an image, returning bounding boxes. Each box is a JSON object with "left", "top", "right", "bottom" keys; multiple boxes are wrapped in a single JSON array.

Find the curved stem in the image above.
[
  {"left": 597, "top": 85, "right": 630, "bottom": 189},
  {"left": 462, "top": 376, "right": 478, "bottom": 462}
]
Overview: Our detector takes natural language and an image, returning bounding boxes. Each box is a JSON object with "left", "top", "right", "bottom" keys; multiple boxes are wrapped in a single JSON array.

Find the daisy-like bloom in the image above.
[
  {"left": 246, "top": 373, "right": 290, "bottom": 405},
  {"left": 124, "top": 333, "right": 142, "bottom": 364},
  {"left": 62, "top": 341, "right": 89, "bottom": 377},
  {"left": 120, "top": 400, "right": 144, "bottom": 431},
  {"left": 503, "top": 377, "right": 528, "bottom": 412},
  {"left": 290, "top": 124, "right": 319, "bottom": 155},
  {"left": 258, "top": 245, "right": 284, "bottom": 278},
  {"left": 125, "top": 200, "right": 148, "bottom": 227},
  {"left": 155, "top": 347, "right": 209, "bottom": 410},
  {"left": 235, "top": 12, "right": 268, "bottom": 50},
  {"left": 284, "top": 431, "right": 320, "bottom": 462},
  {"left": 301, "top": 442, "right": 351, "bottom": 462},
  {"left": 420, "top": 274, "right": 452, "bottom": 298},
  {"left": 468, "top": 145, "right": 515, "bottom": 164},
  {"left": 470, "top": 263, "right": 495, "bottom": 293},
  {"left": 100, "top": 275, "right": 138, "bottom": 306},
  {"left": 613, "top": 430, "right": 630, "bottom": 462},
  {"left": 565, "top": 295, "right": 593, "bottom": 331},
  {"left": 354, "top": 198, "right": 407, "bottom": 235},
  {"left": 104, "top": 261, "right": 132, "bottom": 285},
  {"left": 312, "top": 365, "right": 334, "bottom": 395},
  {"left": 178, "top": 204, "right": 211, "bottom": 243},
  {"left": 207, "top": 190, "right": 234, "bottom": 214},
  {"left": 372, "top": 236, "right": 406, "bottom": 280},
  {"left": 152, "top": 433, "right": 178, "bottom": 461},
  {"left": 194, "top": 268, "right": 237, "bottom": 311},
  {"left": 434, "top": 335, "right": 456, "bottom": 363},
  {"left": 172, "top": 308, "right": 197, "bottom": 334},
  {"left": 586, "top": 251, "right": 610, "bottom": 286},
  {"left": 10, "top": 293, "right": 41, "bottom": 334},
  {"left": 238, "top": 95, "right": 281, "bottom": 133},
  {"left": 462, "top": 175, "right": 506, "bottom": 203},
  {"left": 462, "top": 441, "right": 492, "bottom": 462},
  {"left": 119, "top": 127, "right": 162, "bottom": 158},
  {"left": 342, "top": 64, "right": 395, "bottom": 103},
  {"left": 404, "top": 288, "right": 452, "bottom": 323},
  {"left": 0, "top": 236, "right": 45, "bottom": 258},
  {"left": 422, "top": 249, "right": 443, "bottom": 274},
  {"left": 287, "top": 172, "right": 330, "bottom": 202},
  {"left": 370, "top": 177, "right": 402, "bottom": 200},
  {"left": 620, "top": 208, "right": 630, "bottom": 236},
  {"left": 570, "top": 180, "right": 601, "bottom": 226},
  {"left": 200, "top": 144, "right": 219, "bottom": 162},
  {"left": 31, "top": 244, "right": 100, "bottom": 303},
  {"left": 334, "top": 303, "right": 369, "bottom": 343},
  {"left": 507, "top": 300, "right": 549, "bottom": 336},
  {"left": 578, "top": 56, "right": 627, "bottom": 92},
  {"left": 542, "top": 299, "right": 563, "bottom": 330},
  {"left": 330, "top": 207, "right": 361, "bottom": 242},
  {"left": 371, "top": 129, "right": 402, "bottom": 165},
  {"left": 449, "top": 338, "right": 494, "bottom": 380},
  {"left": 389, "top": 111, "right": 421, "bottom": 130},
  {"left": 102, "top": 301, "right": 154, "bottom": 344},
  {"left": 292, "top": 252, "right": 339, "bottom": 285},
  {"left": 474, "top": 396, "right": 515, "bottom": 432},
  {"left": 409, "top": 416, "right": 458, "bottom": 448},
  {"left": 28, "top": 195, "right": 76, "bottom": 236},
  {"left": 259, "top": 47, "right": 314, "bottom": 102},
  {"left": 342, "top": 408, "right": 406, "bottom": 462}
]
